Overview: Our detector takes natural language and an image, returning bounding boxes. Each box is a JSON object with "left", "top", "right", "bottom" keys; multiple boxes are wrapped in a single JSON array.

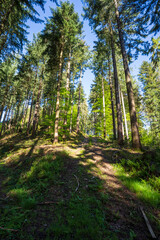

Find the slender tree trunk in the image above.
[
  {"left": 113, "top": 0, "right": 141, "bottom": 149},
  {"left": 54, "top": 39, "right": 64, "bottom": 143},
  {"left": 109, "top": 22, "right": 123, "bottom": 145},
  {"left": 64, "top": 50, "right": 71, "bottom": 126},
  {"left": 21, "top": 92, "right": 31, "bottom": 129},
  {"left": 120, "top": 88, "right": 129, "bottom": 140},
  {"left": 108, "top": 57, "right": 116, "bottom": 140},
  {"left": 0, "top": 85, "right": 9, "bottom": 122},
  {"left": 69, "top": 76, "right": 75, "bottom": 134},
  {"left": 94, "top": 112, "right": 97, "bottom": 136},
  {"left": 32, "top": 76, "right": 43, "bottom": 137},
  {"left": 76, "top": 67, "right": 82, "bottom": 133},
  {"left": 8, "top": 106, "right": 14, "bottom": 130},
  {"left": 70, "top": 90, "right": 74, "bottom": 133},
  {"left": 27, "top": 93, "right": 35, "bottom": 135},
  {"left": 14, "top": 101, "right": 21, "bottom": 129},
  {"left": 101, "top": 74, "right": 106, "bottom": 139},
  {"left": 26, "top": 74, "right": 38, "bottom": 135},
  {"left": 6, "top": 106, "right": 11, "bottom": 130},
  {"left": 42, "top": 98, "right": 47, "bottom": 119},
  {"left": 0, "top": 107, "right": 8, "bottom": 136}
]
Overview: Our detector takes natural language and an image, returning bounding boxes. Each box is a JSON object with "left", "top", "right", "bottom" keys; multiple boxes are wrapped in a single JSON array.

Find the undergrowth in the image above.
[
  {"left": 114, "top": 150, "right": 160, "bottom": 208},
  {"left": 0, "top": 135, "right": 118, "bottom": 240}
]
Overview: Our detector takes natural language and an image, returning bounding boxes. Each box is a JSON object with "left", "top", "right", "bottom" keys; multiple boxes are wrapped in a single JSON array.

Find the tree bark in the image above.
[
  {"left": 109, "top": 21, "right": 123, "bottom": 145},
  {"left": 108, "top": 56, "right": 116, "bottom": 140},
  {"left": 0, "top": 107, "right": 8, "bottom": 136},
  {"left": 21, "top": 92, "right": 31, "bottom": 129},
  {"left": 76, "top": 67, "right": 82, "bottom": 133},
  {"left": 64, "top": 50, "right": 71, "bottom": 126},
  {"left": 0, "top": 84, "right": 9, "bottom": 122},
  {"left": 27, "top": 89, "right": 36, "bottom": 135},
  {"left": 101, "top": 73, "right": 106, "bottom": 139},
  {"left": 113, "top": 0, "right": 141, "bottom": 149},
  {"left": 32, "top": 75, "right": 43, "bottom": 137},
  {"left": 54, "top": 38, "right": 64, "bottom": 143},
  {"left": 120, "top": 88, "right": 129, "bottom": 140},
  {"left": 69, "top": 98, "right": 74, "bottom": 134}
]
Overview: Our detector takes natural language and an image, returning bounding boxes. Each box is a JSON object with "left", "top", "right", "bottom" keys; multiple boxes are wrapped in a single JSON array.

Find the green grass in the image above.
[
  {"left": 46, "top": 194, "right": 114, "bottom": 240},
  {"left": 2, "top": 133, "right": 157, "bottom": 239},
  {"left": 114, "top": 164, "right": 160, "bottom": 208},
  {"left": 0, "top": 151, "right": 65, "bottom": 240},
  {"left": 0, "top": 135, "right": 118, "bottom": 240}
]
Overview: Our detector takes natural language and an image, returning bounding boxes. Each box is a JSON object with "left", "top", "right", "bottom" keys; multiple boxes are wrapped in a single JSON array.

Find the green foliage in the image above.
[
  {"left": 139, "top": 60, "right": 160, "bottom": 144},
  {"left": 114, "top": 150, "right": 160, "bottom": 207},
  {"left": 0, "top": 0, "right": 46, "bottom": 59}
]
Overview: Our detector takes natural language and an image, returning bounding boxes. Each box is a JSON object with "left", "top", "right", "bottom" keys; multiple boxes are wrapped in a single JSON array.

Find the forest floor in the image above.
[{"left": 0, "top": 132, "right": 160, "bottom": 240}]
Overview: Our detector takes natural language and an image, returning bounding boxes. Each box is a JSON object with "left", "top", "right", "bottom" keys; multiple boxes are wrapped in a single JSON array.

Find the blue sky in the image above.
[{"left": 26, "top": 0, "right": 151, "bottom": 99}]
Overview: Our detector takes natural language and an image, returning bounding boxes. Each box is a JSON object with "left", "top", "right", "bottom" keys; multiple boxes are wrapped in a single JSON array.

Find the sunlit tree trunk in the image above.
[
  {"left": 108, "top": 57, "right": 116, "bottom": 140},
  {"left": 21, "top": 92, "right": 30, "bottom": 129},
  {"left": 32, "top": 75, "right": 43, "bottom": 137},
  {"left": 120, "top": 88, "right": 129, "bottom": 140},
  {"left": 109, "top": 21, "right": 123, "bottom": 145},
  {"left": 0, "top": 85, "right": 9, "bottom": 122},
  {"left": 113, "top": 0, "right": 141, "bottom": 149},
  {"left": 27, "top": 78, "right": 37, "bottom": 135},
  {"left": 76, "top": 67, "right": 82, "bottom": 133},
  {"left": 0, "top": 107, "right": 8, "bottom": 136},
  {"left": 101, "top": 73, "right": 106, "bottom": 139},
  {"left": 54, "top": 38, "right": 64, "bottom": 143},
  {"left": 64, "top": 50, "right": 71, "bottom": 126}
]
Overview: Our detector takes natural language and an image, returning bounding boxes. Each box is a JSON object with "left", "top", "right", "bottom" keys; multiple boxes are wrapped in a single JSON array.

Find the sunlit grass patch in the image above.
[
  {"left": 19, "top": 153, "right": 65, "bottom": 191},
  {"left": 8, "top": 188, "right": 36, "bottom": 209},
  {"left": 8, "top": 188, "right": 31, "bottom": 201},
  {"left": 115, "top": 165, "right": 160, "bottom": 207}
]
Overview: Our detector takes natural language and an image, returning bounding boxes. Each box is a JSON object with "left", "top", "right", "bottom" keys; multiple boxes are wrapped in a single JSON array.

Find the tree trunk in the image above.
[
  {"left": 64, "top": 50, "right": 71, "bottom": 126},
  {"left": 8, "top": 106, "right": 14, "bottom": 130},
  {"left": 14, "top": 101, "right": 21, "bottom": 129},
  {"left": 54, "top": 39, "right": 64, "bottom": 143},
  {"left": 0, "top": 107, "right": 8, "bottom": 136},
  {"left": 120, "top": 88, "right": 129, "bottom": 140},
  {"left": 0, "top": 84, "right": 9, "bottom": 122},
  {"left": 113, "top": 0, "right": 141, "bottom": 149},
  {"left": 70, "top": 89, "right": 74, "bottom": 133},
  {"left": 32, "top": 76, "right": 43, "bottom": 137},
  {"left": 109, "top": 21, "right": 123, "bottom": 145},
  {"left": 108, "top": 56, "right": 116, "bottom": 140},
  {"left": 26, "top": 74, "right": 38, "bottom": 135},
  {"left": 76, "top": 67, "right": 82, "bottom": 133},
  {"left": 101, "top": 74, "right": 106, "bottom": 139},
  {"left": 21, "top": 92, "right": 31, "bottom": 129},
  {"left": 27, "top": 93, "right": 35, "bottom": 135}
]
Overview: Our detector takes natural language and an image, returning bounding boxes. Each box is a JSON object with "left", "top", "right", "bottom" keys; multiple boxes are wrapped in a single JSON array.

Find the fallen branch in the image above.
[
  {"left": 74, "top": 174, "right": 79, "bottom": 192},
  {"left": 0, "top": 226, "right": 19, "bottom": 232},
  {"left": 140, "top": 207, "right": 157, "bottom": 239}
]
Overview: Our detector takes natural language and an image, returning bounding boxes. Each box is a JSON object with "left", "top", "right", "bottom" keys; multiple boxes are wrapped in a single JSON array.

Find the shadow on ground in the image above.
[{"left": 0, "top": 134, "right": 156, "bottom": 240}]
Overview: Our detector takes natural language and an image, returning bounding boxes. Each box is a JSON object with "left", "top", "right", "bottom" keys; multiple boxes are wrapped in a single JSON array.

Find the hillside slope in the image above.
[{"left": 0, "top": 133, "right": 159, "bottom": 239}]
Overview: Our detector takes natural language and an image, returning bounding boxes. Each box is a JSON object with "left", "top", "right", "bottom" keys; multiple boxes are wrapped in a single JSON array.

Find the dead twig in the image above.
[
  {"left": 74, "top": 174, "right": 79, "bottom": 192},
  {"left": 140, "top": 206, "right": 157, "bottom": 239},
  {"left": 0, "top": 226, "right": 19, "bottom": 232}
]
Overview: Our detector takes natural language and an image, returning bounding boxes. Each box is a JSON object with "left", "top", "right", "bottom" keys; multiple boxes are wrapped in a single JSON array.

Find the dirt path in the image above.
[
  {"left": 83, "top": 143, "right": 151, "bottom": 240},
  {"left": 29, "top": 138, "right": 158, "bottom": 239}
]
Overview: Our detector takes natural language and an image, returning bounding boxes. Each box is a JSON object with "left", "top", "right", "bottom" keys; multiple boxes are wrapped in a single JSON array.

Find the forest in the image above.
[{"left": 0, "top": 0, "right": 160, "bottom": 239}]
